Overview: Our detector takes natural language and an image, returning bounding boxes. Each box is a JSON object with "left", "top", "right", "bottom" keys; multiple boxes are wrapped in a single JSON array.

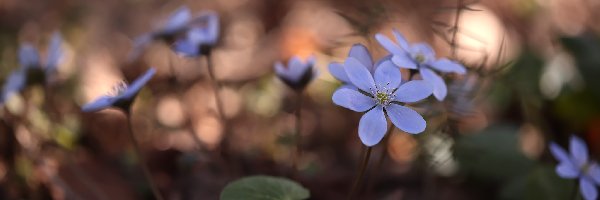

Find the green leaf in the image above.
[{"left": 220, "top": 175, "right": 310, "bottom": 200}]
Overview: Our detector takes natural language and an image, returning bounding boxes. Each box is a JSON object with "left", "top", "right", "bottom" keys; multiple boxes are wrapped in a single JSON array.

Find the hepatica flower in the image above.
[
  {"left": 82, "top": 68, "right": 156, "bottom": 112},
  {"left": 375, "top": 30, "right": 466, "bottom": 100},
  {"left": 329, "top": 44, "right": 377, "bottom": 86},
  {"left": 274, "top": 56, "right": 318, "bottom": 90},
  {"left": 550, "top": 135, "right": 600, "bottom": 200},
  {"left": 173, "top": 11, "right": 220, "bottom": 57},
  {"left": 332, "top": 56, "right": 433, "bottom": 146},
  {"left": 1, "top": 32, "right": 63, "bottom": 103}
]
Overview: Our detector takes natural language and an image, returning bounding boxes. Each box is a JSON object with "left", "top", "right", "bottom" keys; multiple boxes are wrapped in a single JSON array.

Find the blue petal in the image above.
[
  {"left": 429, "top": 58, "right": 466, "bottom": 74},
  {"left": 587, "top": 163, "right": 600, "bottom": 185},
  {"left": 394, "top": 80, "right": 433, "bottom": 103},
  {"left": 1, "top": 70, "right": 26, "bottom": 103},
  {"left": 274, "top": 61, "right": 288, "bottom": 79},
  {"left": 570, "top": 135, "right": 589, "bottom": 168},
  {"left": 81, "top": 96, "right": 117, "bottom": 112},
  {"left": 375, "top": 33, "right": 403, "bottom": 55},
  {"left": 392, "top": 29, "right": 410, "bottom": 50},
  {"left": 286, "top": 56, "right": 307, "bottom": 81},
  {"left": 163, "top": 6, "right": 191, "bottom": 33},
  {"left": 550, "top": 142, "right": 572, "bottom": 164},
  {"left": 121, "top": 68, "right": 156, "bottom": 100},
  {"left": 201, "top": 11, "right": 220, "bottom": 45},
  {"left": 410, "top": 43, "right": 435, "bottom": 62},
  {"left": 358, "top": 106, "right": 387, "bottom": 146},
  {"left": 328, "top": 62, "right": 350, "bottom": 83},
  {"left": 344, "top": 57, "right": 375, "bottom": 92},
  {"left": 580, "top": 178, "right": 598, "bottom": 200},
  {"left": 19, "top": 43, "right": 40, "bottom": 68},
  {"left": 173, "top": 39, "right": 200, "bottom": 57},
  {"left": 349, "top": 44, "right": 373, "bottom": 71},
  {"left": 391, "top": 54, "right": 417, "bottom": 69},
  {"left": 128, "top": 34, "right": 153, "bottom": 61},
  {"left": 420, "top": 68, "right": 447, "bottom": 101},
  {"left": 45, "top": 32, "right": 63, "bottom": 74},
  {"left": 385, "top": 104, "right": 426, "bottom": 134},
  {"left": 556, "top": 163, "right": 579, "bottom": 178},
  {"left": 332, "top": 87, "right": 375, "bottom": 112},
  {"left": 374, "top": 60, "right": 401, "bottom": 89}
]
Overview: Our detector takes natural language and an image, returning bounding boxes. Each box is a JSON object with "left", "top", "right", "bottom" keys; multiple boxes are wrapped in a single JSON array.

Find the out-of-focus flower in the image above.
[
  {"left": 274, "top": 56, "right": 318, "bottom": 91},
  {"left": 550, "top": 135, "right": 600, "bottom": 200},
  {"left": 173, "top": 11, "right": 220, "bottom": 57},
  {"left": 1, "top": 32, "right": 63, "bottom": 103},
  {"left": 332, "top": 55, "right": 433, "bottom": 146},
  {"left": 129, "top": 6, "right": 192, "bottom": 61},
  {"left": 376, "top": 30, "right": 466, "bottom": 101},
  {"left": 82, "top": 68, "right": 156, "bottom": 112}
]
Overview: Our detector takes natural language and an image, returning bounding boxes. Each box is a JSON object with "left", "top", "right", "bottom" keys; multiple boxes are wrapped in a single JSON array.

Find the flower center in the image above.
[
  {"left": 107, "top": 80, "right": 128, "bottom": 97},
  {"left": 581, "top": 162, "right": 591, "bottom": 175},
  {"left": 415, "top": 53, "right": 425, "bottom": 63},
  {"left": 370, "top": 83, "right": 396, "bottom": 106}
]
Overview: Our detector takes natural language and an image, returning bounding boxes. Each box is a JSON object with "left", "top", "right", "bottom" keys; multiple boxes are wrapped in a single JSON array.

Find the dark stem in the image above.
[
  {"left": 124, "top": 110, "right": 164, "bottom": 200},
  {"left": 205, "top": 53, "right": 229, "bottom": 151},
  {"left": 365, "top": 124, "right": 394, "bottom": 197},
  {"left": 572, "top": 181, "right": 580, "bottom": 200},
  {"left": 347, "top": 146, "right": 373, "bottom": 200},
  {"left": 292, "top": 91, "right": 303, "bottom": 172}
]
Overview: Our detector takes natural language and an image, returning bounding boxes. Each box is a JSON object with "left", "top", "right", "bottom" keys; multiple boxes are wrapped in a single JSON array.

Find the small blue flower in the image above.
[
  {"left": 329, "top": 44, "right": 375, "bottom": 84},
  {"left": 82, "top": 68, "right": 156, "bottom": 112},
  {"left": 332, "top": 56, "right": 433, "bottom": 146},
  {"left": 173, "top": 11, "right": 220, "bottom": 57},
  {"left": 129, "top": 6, "right": 192, "bottom": 60},
  {"left": 375, "top": 30, "right": 466, "bottom": 101},
  {"left": 550, "top": 135, "right": 600, "bottom": 200},
  {"left": 274, "top": 56, "right": 318, "bottom": 90},
  {"left": 1, "top": 32, "right": 63, "bottom": 103}
]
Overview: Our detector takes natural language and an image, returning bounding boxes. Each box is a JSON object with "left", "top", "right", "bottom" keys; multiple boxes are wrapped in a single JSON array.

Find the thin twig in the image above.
[
  {"left": 347, "top": 146, "right": 372, "bottom": 200},
  {"left": 292, "top": 92, "right": 303, "bottom": 173}
]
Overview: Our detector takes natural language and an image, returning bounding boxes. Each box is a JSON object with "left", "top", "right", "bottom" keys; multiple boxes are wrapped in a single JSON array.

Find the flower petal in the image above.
[
  {"left": 375, "top": 33, "right": 403, "bottom": 55},
  {"left": 173, "top": 39, "right": 199, "bottom": 57},
  {"left": 344, "top": 57, "right": 375, "bottom": 92},
  {"left": 122, "top": 68, "right": 156, "bottom": 100},
  {"left": 392, "top": 29, "right": 410, "bottom": 50},
  {"left": 163, "top": 6, "right": 191, "bottom": 33},
  {"left": 555, "top": 163, "right": 579, "bottom": 178},
  {"left": 332, "top": 88, "right": 375, "bottom": 112},
  {"left": 128, "top": 34, "right": 154, "bottom": 61},
  {"left": 570, "top": 135, "right": 589, "bottom": 168},
  {"left": 410, "top": 43, "right": 435, "bottom": 62},
  {"left": 1, "top": 70, "right": 26, "bottom": 103},
  {"left": 429, "top": 58, "right": 466, "bottom": 74},
  {"left": 358, "top": 106, "right": 387, "bottom": 146},
  {"left": 550, "top": 142, "right": 572, "bottom": 164},
  {"left": 81, "top": 96, "right": 117, "bottom": 112},
  {"left": 391, "top": 54, "right": 417, "bottom": 69},
  {"left": 420, "top": 68, "right": 447, "bottom": 101},
  {"left": 394, "top": 80, "right": 433, "bottom": 103},
  {"left": 286, "top": 56, "right": 308, "bottom": 81},
  {"left": 328, "top": 62, "right": 350, "bottom": 83},
  {"left": 349, "top": 44, "right": 373, "bottom": 71},
  {"left": 385, "top": 104, "right": 426, "bottom": 134},
  {"left": 580, "top": 178, "right": 598, "bottom": 200},
  {"left": 587, "top": 162, "right": 600, "bottom": 185},
  {"left": 196, "top": 11, "right": 220, "bottom": 45},
  {"left": 45, "top": 32, "right": 63, "bottom": 74},
  {"left": 374, "top": 60, "right": 401, "bottom": 89},
  {"left": 19, "top": 43, "right": 40, "bottom": 68}
]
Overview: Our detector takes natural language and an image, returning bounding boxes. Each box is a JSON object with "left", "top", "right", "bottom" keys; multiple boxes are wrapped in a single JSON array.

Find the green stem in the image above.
[
  {"left": 125, "top": 110, "right": 164, "bottom": 200},
  {"left": 347, "top": 146, "right": 372, "bottom": 200}
]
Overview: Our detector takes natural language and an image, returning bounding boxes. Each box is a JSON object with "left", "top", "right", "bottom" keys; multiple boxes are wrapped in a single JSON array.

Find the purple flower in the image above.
[
  {"left": 550, "top": 135, "right": 600, "bottom": 200},
  {"left": 274, "top": 56, "right": 318, "bottom": 90},
  {"left": 329, "top": 44, "right": 376, "bottom": 85},
  {"left": 82, "top": 68, "right": 156, "bottom": 112},
  {"left": 173, "top": 11, "right": 220, "bottom": 57},
  {"left": 375, "top": 30, "right": 466, "bottom": 101},
  {"left": 331, "top": 56, "right": 433, "bottom": 146},
  {"left": 129, "top": 6, "right": 192, "bottom": 60},
  {"left": 1, "top": 32, "right": 63, "bottom": 103}
]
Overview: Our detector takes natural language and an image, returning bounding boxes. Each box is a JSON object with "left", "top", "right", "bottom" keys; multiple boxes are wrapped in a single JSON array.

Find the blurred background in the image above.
[{"left": 1, "top": 0, "right": 600, "bottom": 199}]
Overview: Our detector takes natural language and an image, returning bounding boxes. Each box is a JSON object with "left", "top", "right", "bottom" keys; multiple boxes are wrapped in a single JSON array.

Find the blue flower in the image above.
[
  {"left": 331, "top": 56, "right": 433, "bottom": 146},
  {"left": 1, "top": 32, "right": 63, "bottom": 103},
  {"left": 173, "top": 11, "right": 220, "bottom": 57},
  {"left": 329, "top": 44, "right": 376, "bottom": 85},
  {"left": 82, "top": 68, "right": 156, "bottom": 112},
  {"left": 550, "top": 135, "right": 600, "bottom": 200},
  {"left": 274, "top": 56, "right": 318, "bottom": 90},
  {"left": 375, "top": 30, "right": 466, "bottom": 100},
  {"left": 129, "top": 6, "right": 192, "bottom": 60}
]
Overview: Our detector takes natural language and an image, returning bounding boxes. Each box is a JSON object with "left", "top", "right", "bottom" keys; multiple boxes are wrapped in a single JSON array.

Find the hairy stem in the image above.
[
  {"left": 125, "top": 110, "right": 164, "bottom": 200},
  {"left": 348, "top": 146, "right": 373, "bottom": 200}
]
